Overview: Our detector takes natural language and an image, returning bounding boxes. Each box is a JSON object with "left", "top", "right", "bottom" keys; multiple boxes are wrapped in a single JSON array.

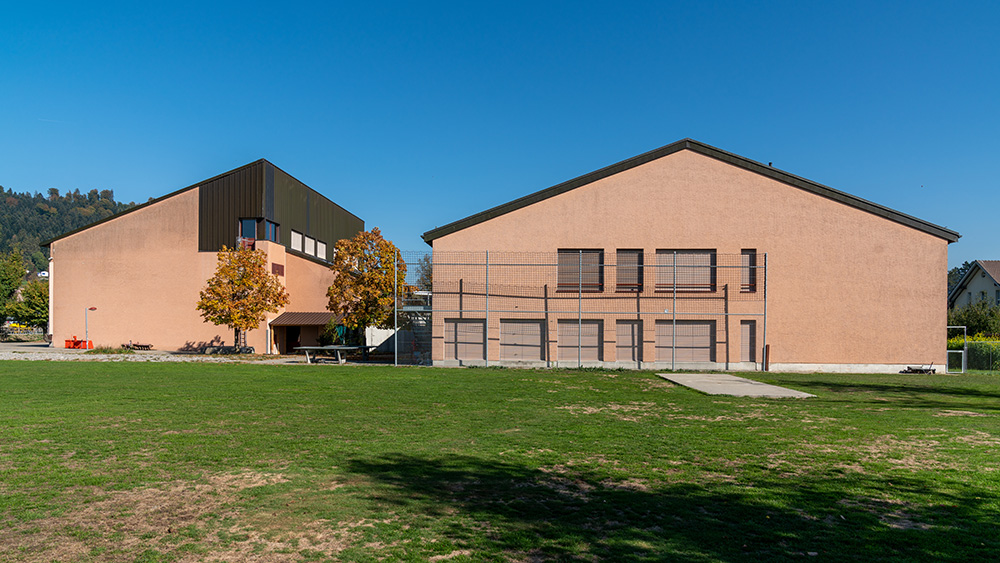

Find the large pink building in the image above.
[
  {"left": 44, "top": 160, "right": 363, "bottom": 353},
  {"left": 422, "top": 139, "right": 960, "bottom": 373}
]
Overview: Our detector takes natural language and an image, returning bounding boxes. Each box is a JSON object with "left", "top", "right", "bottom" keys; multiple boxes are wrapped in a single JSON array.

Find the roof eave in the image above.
[{"left": 41, "top": 159, "right": 271, "bottom": 248}]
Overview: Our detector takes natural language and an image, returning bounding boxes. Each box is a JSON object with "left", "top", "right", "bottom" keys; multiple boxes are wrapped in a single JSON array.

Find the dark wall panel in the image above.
[
  {"left": 271, "top": 165, "right": 364, "bottom": 257},
  {"left": 197, "top": 160, "right": 363, "bottom": 258}
]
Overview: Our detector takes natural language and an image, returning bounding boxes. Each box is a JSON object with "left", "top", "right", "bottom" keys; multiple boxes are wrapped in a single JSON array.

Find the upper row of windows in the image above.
[
  {"left": 290, "top": 230, "right": 327, "bottom": 260},
  {"left": 557, "top": 249, "right": 758, "bottom": 293},
  {"left": 240, "top": 218, "right": 281, "bottom": 243},
  {"left": 239, "top": 218, "right": 327, "bottom": 261}
]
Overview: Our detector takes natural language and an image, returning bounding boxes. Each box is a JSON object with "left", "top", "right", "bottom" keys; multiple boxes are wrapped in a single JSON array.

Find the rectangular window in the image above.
[
  {"left": 616, "top": 249, "right": 643, "bottom": 292},
  {"left": 741, "top": 249, "right": 757, "bottom": 293},
  {"left": 290, "top": 230, "right": 303, "bottom": 252},
  {"left": 304, "top": 236, "right": 316, "bottom": 256},
  {"left": 265, "top": 220, "right": 280, "bottom": 243},
  {"left": 240, "top": 218, "right": 258, "bottom": 239},
  {"left": 655, "top": 250, "right": 716, "bottom": 292},
  {"left": 557, "top": 249, "right": 604, "bottom": 292},
  {"left": 316, "top": 241, "right": 327, "bottom": 261}
]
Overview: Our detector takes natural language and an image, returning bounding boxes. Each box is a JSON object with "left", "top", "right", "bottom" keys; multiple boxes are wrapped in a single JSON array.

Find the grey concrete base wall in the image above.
[
  {"left": 433, "top": 359, "right": 766, "bottom": 371},
  {"left": 769, "top": 363, "right": 945, "bottom": 374},
  {"left": 434, "top": 359, "right": 940, "bottom": 374}
]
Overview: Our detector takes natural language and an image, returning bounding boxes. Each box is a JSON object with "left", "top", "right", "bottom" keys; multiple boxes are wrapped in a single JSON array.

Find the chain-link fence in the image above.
[
  {"left": 389, "top": 250, "right": 767, "bottom": 370},
  {"left": 946, "top": 326, "right": 1000, "bottom": 374}
]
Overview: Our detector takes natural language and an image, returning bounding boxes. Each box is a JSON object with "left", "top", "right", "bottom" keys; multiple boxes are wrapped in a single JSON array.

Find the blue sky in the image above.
[{"left": 2, "top": 1, "right": 996, "bottom": 266}]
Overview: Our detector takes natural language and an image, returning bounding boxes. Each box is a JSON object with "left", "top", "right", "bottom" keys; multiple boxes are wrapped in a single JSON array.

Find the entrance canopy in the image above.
[{"left": 270, "top": 312, "right": 341, "bottom": 327}]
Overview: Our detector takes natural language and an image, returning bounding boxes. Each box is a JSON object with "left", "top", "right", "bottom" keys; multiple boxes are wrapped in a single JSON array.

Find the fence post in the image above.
[
  {"left": 762, "top": 252, "right": 768, "bottom": 371},
  {"left": 393, "top": 252, "right": 398, "bottom": 367},
  {"left": 485, "top": 250, "right": 490, "bottom": 368},
  {"left": 578, "top": 249, "right": 583, "bottom": 368},
  {"left": 672, "top": 250, "right": 677, "bottom": 372}
]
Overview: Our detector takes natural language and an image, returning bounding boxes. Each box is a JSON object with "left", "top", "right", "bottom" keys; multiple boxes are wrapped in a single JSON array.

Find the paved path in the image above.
[{"left": 659, "top": 373, "right": 815, "bottom": 398}]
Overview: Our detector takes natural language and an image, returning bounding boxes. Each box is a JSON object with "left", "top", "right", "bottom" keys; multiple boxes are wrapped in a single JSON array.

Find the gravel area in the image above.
[{"left": 0, "top": 342, "right": 303, "bottom": 364}]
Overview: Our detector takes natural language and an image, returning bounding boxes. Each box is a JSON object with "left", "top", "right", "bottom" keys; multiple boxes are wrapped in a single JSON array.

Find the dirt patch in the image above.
[
  {"left": 0, "top": 470, "right": 365, "bottom": 563},
  {"left": 639, "top": 379, "right": 675, "bottom": 391},
  {"left": 556, "top": 402, "right": 659, "bottom": 421},
  {"left": 952, "top": 431, "right": 1000, "bottom": 446},
  {"left": 837, "top": 498, "right": 933, "bottom": 531},
  {"left": 934, "top": 410, "right": 989, "bottom": 417},
  {"left": 664, "top": 410, "right": 772, "bottom": 422},
  {"left": 600, "top": 478, "right": 651, "bottom": 492},
  {"left": 852, "top": 436, "right": 959, "bottom": 471}
]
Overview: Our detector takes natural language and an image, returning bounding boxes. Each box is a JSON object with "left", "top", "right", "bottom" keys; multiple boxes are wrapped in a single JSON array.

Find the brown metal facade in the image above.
[
  {"left": 198, "top": 160, "right": 364, "bottom": 255},
  {"left": 198, "top": 161, "right": 266, "bottom": 251}
]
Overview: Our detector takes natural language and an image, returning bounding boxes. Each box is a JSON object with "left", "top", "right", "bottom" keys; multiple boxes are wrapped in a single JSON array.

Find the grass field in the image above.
[{"left": 0, "top": 362, "right": 997, "bottom": 562}]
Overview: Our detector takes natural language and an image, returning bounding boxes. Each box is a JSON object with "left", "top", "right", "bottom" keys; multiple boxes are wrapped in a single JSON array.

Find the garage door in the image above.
[
  {"left": 444, "top": 319, "right": 486, "bottom": 361},
  {"left": 500, "top": 320, "right": 545, "bottom": 361},
  {"left": 616, "top": 320, "right": 642, "bottom": 363},
  {"left": 655, "top": 320, "right": 715, "bottom": 362},
  {"left": 558, "top": 320, "right": 603, "bottom": 362}
]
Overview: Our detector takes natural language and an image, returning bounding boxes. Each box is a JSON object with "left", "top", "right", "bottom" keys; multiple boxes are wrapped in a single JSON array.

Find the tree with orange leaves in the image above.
[
  {"left": 197, "top": 246, "right": 289, "bottom": 349},
  {"left": 326, "top": 228, "right": 408, "bottom": 340}
]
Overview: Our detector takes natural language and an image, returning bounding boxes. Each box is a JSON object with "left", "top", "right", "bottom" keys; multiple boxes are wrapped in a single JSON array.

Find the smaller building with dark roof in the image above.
[{"left": 43, "top": 160, "right": 363, "bottom": 353}]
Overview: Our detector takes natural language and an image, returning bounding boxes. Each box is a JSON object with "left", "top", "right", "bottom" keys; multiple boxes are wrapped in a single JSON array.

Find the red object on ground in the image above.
[{"left": 64, "top": 336, "right": 92, "bottom": 349}]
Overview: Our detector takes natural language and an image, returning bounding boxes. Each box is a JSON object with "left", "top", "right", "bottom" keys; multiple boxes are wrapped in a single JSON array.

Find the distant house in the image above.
[
  {"left": 43, "top": 160, "right": 363, "bottom": 352},
  {"left": 948, "top": 261, "right": 1000, "bottom": 309},
  {"left": 422, "top": 139, "right": 960, "bottom": 373}
]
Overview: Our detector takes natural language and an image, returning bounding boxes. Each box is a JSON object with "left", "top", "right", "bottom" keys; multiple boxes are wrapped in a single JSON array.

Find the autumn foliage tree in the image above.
[
  {"left": 10, "top": 279, "right": 48, "bottom": 330},
  {"left": 326, "top": 228, "right": 408, "bottom": 341},
  {"left": 196, "top": 246, "right": 289, "bottom": 349}
]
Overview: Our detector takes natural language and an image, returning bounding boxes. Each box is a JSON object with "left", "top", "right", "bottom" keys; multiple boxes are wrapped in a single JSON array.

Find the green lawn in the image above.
[{"left": 0, "top": 362, "right": 997, "bottom": 562}]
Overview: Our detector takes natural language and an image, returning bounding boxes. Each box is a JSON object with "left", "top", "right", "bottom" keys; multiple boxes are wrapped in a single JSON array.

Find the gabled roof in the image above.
[
  {"left": 42, "top": 159, "right": 362, "bottom": 247},
  {"left": 948, "top": 260, "right": 1000, "bottom": 306},
  {"left": 421, "top": 138, "right": 961, "bottom": 245},
  {"left": 41, "top": 159, "right": 269, "bottom": 247}
]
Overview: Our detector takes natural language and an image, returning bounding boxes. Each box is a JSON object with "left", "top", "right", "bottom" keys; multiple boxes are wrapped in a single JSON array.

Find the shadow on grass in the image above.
[
  {"left": 767, "top": 378, "right": 1000, "bottom": 412},
  {"left": 346, "top": 454, "right": 997, "bottom": 561}
]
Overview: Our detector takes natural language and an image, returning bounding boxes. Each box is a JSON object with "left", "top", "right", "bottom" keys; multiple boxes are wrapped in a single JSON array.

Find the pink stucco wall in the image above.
[
  {"left": 50, "top": 188, "right": 336, "bottom": 352},
  {"left": 430, "top": 150, "right": 950, "bottom": 371}
]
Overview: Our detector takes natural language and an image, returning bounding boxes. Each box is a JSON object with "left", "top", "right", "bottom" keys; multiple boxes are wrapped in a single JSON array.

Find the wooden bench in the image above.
[{"left": 122, "top": 343, "right": 154, "bottom": 351}]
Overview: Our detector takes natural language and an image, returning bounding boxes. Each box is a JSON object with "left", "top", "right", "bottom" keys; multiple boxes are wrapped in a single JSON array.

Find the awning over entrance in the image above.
[{"left": 269, "top": 312, "right": 341, "bottom": 327}]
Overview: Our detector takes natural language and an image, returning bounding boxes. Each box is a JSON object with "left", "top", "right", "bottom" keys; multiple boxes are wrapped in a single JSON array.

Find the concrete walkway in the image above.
[{"left": 659, "top": 373, "right": 815, "bottom": 398}]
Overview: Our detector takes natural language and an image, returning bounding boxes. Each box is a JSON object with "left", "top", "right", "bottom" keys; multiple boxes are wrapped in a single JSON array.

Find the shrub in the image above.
[
  {"left": 85, "top": 346, "right": 135, "bottom": 355},
  {"left": 966, "top": 341, "right": 1000, "bottom": 371},
  {"left": 948, "top": 300, "right": 1000, "bottom": 338}
]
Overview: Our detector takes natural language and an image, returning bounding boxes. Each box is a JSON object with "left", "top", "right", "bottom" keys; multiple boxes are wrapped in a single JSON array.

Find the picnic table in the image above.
[{"left": 294, "top": 345, "right": 378, "bottom": 364}]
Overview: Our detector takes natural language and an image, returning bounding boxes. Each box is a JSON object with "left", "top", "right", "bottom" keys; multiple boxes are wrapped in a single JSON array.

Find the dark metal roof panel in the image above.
[
  {"left": 269, "top": 312, "right": 341, "bottom": 326},
  {"left": 421, "top": 139, "right": 961, "bottom": 244}
]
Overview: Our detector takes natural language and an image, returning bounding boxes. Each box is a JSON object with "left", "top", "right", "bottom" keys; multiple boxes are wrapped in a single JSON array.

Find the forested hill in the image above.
[{"left": 1, "top": 187, "right": 136, "bottom": 272}]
